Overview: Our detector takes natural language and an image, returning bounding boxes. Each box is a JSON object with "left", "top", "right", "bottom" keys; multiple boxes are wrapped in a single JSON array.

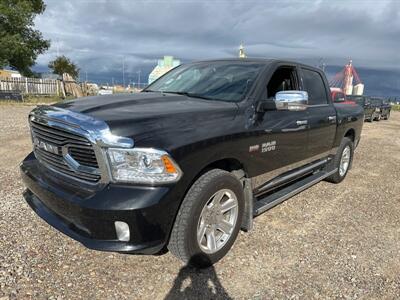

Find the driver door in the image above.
[{"left": 251, "top": 65, "right": 309, "bottom": 188}]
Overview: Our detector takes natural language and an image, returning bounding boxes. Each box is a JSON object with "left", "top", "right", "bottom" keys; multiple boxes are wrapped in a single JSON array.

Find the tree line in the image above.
[{"left": 0, "top": 0, "right": 79, "bottom": 79}]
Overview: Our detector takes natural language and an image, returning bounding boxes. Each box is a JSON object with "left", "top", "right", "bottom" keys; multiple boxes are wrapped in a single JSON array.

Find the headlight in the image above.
[{"left": 106, "top": 148, "right": 182, "bottom": 184}]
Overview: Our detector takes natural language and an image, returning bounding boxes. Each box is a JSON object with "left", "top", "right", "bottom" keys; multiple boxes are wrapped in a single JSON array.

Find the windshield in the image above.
[
  {"left": 370, "top": 98, "right": 382, "bottom": 105},
  {"left": 348, "top": 96, "right": 365, "bottom": 105},
  {"left": 145, "top": 62, "right": 264, "bottom": 102}
]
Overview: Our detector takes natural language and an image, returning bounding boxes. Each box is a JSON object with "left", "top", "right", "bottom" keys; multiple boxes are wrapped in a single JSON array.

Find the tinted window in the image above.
[
  {"left": 146, "top": 62, "right": 263, "bottom": 102},
  {"left": 302, "top": 69, "right": 328, "bottom": 105},
  {"left": 333, "top": 92, "right": 345, "bottom": 102},
  {"left": 267, "top": 67, "right": 298, "bottom": 98}
]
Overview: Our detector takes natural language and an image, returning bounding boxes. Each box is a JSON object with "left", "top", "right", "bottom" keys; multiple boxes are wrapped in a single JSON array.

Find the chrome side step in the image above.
[{"left": 253, "top": 169, "right": 337, "bottom": 216}]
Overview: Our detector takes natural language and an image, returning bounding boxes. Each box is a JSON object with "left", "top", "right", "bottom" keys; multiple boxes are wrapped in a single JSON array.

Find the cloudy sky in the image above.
[{"left": 34, "top": 0, "right": 400, "bottom": 96}]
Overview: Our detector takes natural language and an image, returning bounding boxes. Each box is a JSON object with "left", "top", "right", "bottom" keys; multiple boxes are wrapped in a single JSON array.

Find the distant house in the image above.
[
  {"left": 148, "top": 56, "right": 180, "bottom": 84},
  {"left": 0, "top": 69, "right": 22, "bottom": 78}
]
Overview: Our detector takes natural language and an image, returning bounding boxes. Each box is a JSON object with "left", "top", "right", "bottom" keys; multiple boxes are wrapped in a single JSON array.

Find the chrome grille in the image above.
[{"left": 30, "top": 119, "right": 101, "bottom": 183}]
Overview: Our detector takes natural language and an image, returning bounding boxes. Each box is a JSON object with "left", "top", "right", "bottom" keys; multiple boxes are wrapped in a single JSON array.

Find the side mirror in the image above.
[{"left": 275, "top": 91, "right": 308, "bottom": 111}]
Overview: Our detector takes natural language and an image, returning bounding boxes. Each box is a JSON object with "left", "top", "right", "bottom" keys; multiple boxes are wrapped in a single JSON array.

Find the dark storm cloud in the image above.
[{"left": 34, "top": 0, "right": 400, "bottom": 95}]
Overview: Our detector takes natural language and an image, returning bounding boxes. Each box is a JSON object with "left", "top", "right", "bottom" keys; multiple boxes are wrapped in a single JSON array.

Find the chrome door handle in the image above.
[
  {"left": 296, "top": 120, "right": 308, "bottom": 126},
  {"left": 328, "top": 116, "right": 337, "bottom": 121}
]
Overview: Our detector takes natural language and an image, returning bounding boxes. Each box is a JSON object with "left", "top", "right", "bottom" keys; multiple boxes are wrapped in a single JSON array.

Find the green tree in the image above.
[
  {"left": 48, "top": 55, "right": 80, "bottom": 79},
  {"left": 0, "top": 0, "right": 50, "bottom": 76}
]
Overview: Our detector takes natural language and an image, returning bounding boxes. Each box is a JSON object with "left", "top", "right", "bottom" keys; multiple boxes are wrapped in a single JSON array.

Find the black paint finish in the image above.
[{"left": 21, "top": 59, "right": 364, "bottom": 254}]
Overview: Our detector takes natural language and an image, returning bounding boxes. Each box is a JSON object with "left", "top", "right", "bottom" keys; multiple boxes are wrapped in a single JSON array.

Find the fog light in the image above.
[{"left": 115, "top": 221, "right": 130, "bottom": 242}]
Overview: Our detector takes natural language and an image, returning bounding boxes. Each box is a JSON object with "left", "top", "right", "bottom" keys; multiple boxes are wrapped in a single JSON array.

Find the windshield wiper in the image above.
[{"left": 162, "top": 91, "right": 214, "bottom": 100}]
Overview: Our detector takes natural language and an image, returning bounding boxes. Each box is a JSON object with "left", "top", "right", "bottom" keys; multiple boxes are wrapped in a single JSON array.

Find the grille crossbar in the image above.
[{"left": 30, "top": 119, "right": 101, "bottom": 183}]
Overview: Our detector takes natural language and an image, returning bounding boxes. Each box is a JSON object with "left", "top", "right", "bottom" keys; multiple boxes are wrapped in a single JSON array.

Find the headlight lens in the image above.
[{"left": 107, "top": 148, "right": 182, "bottom": 184}]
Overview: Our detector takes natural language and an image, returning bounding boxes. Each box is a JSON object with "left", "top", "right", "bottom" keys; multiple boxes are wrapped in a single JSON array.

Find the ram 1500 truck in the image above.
[{"left": 21, "top": 59, "right": 364, "bottom": 267}]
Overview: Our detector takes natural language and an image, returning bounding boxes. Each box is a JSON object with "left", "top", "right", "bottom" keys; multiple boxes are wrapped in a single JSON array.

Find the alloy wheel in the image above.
[
  {"left": 197, "top": 189, "right": 239, "bottom": 254},
  {"left": 339, "top": 145, "right": 351, "bottom": 177}
]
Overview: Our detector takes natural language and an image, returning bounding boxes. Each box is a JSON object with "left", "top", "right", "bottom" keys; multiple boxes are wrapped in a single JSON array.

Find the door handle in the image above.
[
  {"left": 296, "top": 120, "right": 308, "bottom": 126},
  {"left": 328, "top": 116, "right": 337, "bottom": 121}
]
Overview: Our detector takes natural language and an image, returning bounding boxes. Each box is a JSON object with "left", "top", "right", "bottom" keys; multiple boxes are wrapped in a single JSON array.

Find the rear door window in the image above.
[{"left": 301, "top": 69, "right": 328, "bottom": 105}]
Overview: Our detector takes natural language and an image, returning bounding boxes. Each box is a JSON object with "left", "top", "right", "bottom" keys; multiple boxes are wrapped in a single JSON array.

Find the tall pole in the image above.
[
  {"left": 122, "top": 57, "right": 125, "bottom": 87},
  {"left": 137, "top": 69, "right": 141, "bottom": 89}
]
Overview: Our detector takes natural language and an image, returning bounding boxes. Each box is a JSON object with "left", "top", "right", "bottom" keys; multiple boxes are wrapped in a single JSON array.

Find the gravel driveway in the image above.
[{"left": 0, "top": 105, "right": 399, "bottom": 299}]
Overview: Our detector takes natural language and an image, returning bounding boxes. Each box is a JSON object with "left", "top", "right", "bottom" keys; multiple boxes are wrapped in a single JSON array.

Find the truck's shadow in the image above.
[{"left": 164, "top": 255, "right": 232, "bottom": 300}]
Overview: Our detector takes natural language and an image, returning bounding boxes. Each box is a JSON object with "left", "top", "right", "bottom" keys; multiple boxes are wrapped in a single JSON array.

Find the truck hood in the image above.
[{"left": 54, "top": 92, "right": 239, "bottom": 148}]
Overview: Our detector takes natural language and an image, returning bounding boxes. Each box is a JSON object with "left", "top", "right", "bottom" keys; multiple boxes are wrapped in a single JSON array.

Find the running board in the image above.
[{"left": 253, "top": 169, "right": 337, "bottom": 216}]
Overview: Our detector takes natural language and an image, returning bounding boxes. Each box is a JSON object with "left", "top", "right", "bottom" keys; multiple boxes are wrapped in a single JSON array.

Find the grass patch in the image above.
[
  {"left": 0, "top": 95, "right": 75, "bottom": 106},
  {"left": 392, "top": 104, "right": 400, "bottom": 111}
]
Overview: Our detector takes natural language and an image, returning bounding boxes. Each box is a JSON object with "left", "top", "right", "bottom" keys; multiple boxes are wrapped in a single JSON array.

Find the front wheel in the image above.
[
  {"left": 168, "top": 169, "right": 244, "bottom": 268},
  {"left": 325, "top": 137, "right": 354, "bottom": 183},
  {"left": 368, "top": 113, "right": 374, "bottom": 122}
]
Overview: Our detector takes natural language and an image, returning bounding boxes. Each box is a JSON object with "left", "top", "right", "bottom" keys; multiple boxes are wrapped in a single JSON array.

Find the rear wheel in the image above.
[
  {"left": 326, "top": 137, "right": 354, "bottom": 183},
  {"left": 168, "top": 169, "right": 244, "bottom": 268},
  {"left": 384, "top": 112, "right": 390, "bottom": 120}
]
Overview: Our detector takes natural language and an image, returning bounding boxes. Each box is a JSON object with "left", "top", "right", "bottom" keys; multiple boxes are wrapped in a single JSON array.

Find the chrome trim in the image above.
[
  {"left": 29, "top": 105, "right": 135, "bottom": 185},
  {"left": 296, "top": 120, "right": 308, "bottom": 126},
  {"left": 250, "top": 149, "right": 337, "bottom": 190},
  {"left": 30, "top": 106, "right": 133, "bottom": 148},
  {"left": 275, "top": 90, "right": 308, "bottom": 111}
]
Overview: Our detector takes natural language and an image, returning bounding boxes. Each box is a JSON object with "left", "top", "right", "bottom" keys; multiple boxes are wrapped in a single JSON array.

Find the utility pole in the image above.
[
  {"left": 122, "top": 57, "right": 125, "bottom": 87},
  {"left": 85, "top": 70, "right": 88, "bottom": 82},
  {"left": 137, "top": 69, "right": 141, "bottom": 89}
]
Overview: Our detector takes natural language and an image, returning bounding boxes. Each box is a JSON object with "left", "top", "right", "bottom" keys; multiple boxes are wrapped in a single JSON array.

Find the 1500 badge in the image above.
[{"left": 249, "top": 141, "right": 276, "bottom": 153}]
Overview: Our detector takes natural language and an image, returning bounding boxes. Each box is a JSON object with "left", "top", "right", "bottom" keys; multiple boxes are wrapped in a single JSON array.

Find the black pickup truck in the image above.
[
  {"left": 370, "top": 97, "right": 391, "bottom": 120},
  {"left": 21, "top": 59, "right": 364, "bottom": 267},
  {"left": 347, "top": 95, "right": 375, "bottom": 122}
]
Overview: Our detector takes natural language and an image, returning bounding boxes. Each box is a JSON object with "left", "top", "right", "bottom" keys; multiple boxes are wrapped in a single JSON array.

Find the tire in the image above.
[
  {"left": 368, "top": 113, "right": 374, "bottom": 122},
  {"left": 384, "top": 112, "right": 390, "bottom": 120},
  {"left": 325, "top": 137, "right": 354, "bottom": 184},
  {"left": 168, "top": 169, "right": 244, "bottom": 268}
]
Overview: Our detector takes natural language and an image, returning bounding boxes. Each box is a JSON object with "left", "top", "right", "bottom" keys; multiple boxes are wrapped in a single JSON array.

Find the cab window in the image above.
[
  {"left": 267, "top": 67, "right": 299, "bottom": 98},
  {"left": 302, "top": 68, "right": 328, "bottom": 105}
]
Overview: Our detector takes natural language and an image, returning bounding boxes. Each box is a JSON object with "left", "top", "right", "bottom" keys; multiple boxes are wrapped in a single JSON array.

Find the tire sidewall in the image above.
[
  {"left": 185, "top": 173, "right": 244, "bottom": 266},
  {"left": 336, "top": 138, "right": 354, "bottom": 181}
]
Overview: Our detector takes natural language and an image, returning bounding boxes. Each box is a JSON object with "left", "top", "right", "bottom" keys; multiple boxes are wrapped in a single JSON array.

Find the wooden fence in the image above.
[{"left": 0, "top": 77, "right": 61, "bottom": 96}]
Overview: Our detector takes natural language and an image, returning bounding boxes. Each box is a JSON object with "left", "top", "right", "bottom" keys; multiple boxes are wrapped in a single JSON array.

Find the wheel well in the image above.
[
  {"left": 189, "top": 158, "right": 247, "bottom": 190},
  {"left": 344, "top": 129, "right": 355, "bottom": 142},
  {"left": 204, "top": 158, "right": 244, "bottom": 174}
]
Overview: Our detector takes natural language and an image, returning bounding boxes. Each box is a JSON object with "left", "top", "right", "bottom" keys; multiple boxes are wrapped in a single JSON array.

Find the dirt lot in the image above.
[{"left": 0, "top": 105, "right": 399, "bottom": 299}]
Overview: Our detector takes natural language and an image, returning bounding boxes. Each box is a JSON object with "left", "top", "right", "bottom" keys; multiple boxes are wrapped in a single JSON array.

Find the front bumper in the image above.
[{"left": 20, "top": 152, "right": 184, "bottom": 255}]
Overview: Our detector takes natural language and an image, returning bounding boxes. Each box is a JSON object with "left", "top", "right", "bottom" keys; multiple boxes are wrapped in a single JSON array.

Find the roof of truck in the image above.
[{"left": 192, "top": 58, "right": 321, "bottom": 70}]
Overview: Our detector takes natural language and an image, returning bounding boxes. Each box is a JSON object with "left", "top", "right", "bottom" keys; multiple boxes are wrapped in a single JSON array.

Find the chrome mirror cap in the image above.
[{"left": 275, "top": 91, "right": 308, "bottom": 111}]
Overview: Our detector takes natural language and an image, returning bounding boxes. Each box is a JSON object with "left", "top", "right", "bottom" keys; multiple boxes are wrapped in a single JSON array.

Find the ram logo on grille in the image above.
[{"left": 33, "top": 137, "right": 60, "bottom": 155}]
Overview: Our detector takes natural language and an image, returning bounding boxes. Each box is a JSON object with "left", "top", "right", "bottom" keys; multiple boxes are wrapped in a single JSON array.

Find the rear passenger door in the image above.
[{"left": 300, "top": 67, "right": 336, "bottom": 158}]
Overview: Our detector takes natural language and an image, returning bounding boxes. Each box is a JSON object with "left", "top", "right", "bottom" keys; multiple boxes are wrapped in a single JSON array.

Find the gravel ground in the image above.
[{"left": 0, "top": 105, "right": 399, "bottom": 299}]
